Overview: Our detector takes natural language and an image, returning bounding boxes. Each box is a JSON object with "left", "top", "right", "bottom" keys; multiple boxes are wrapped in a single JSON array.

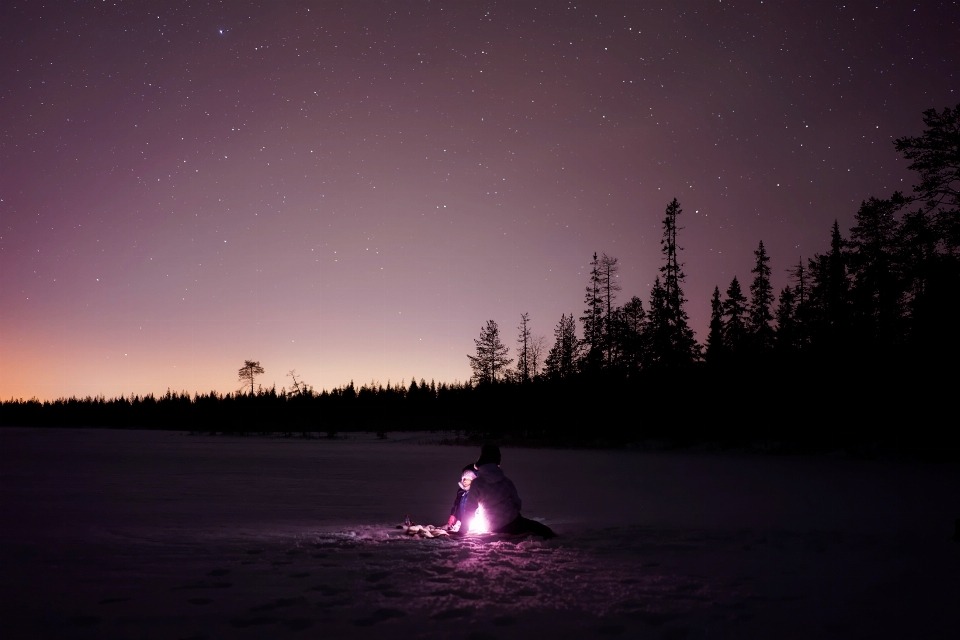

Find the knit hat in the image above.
[
  {"left": 461, "top": 467, "right": 477, "bottom": 482},
  {"left": 476, "top": 444, "right": 501, "bottom": 467}
]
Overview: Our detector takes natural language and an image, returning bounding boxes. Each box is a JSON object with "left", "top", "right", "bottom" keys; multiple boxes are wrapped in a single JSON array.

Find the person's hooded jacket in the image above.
[{"left": 463, "top": 463, "right": 521, "bottom": 531}]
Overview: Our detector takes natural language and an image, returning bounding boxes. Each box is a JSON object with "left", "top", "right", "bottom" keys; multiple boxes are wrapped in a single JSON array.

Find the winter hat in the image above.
[
  {"left": 476, "top": 444, "right": 501, "bottom": 467},
  {"left": 461, "top": 465, "right": 477, "bottom": 482}
]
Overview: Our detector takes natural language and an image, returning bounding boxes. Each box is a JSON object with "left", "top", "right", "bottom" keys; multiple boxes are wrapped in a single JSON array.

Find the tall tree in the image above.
[
  {"left": 722, "top": 277, "right": 748, "bottom": 357},
  {"left": 598, "top": 253, "right": 622, "bottom": 365},
  {"left": 647, "top": 199, "right": 698, "bottom": 366},
  {"left": 238, "top": 360, "right": 265, "bottom": 395},
  {"left": 748, "top": 240, "right": 775, "bottom": 353},
  {"left": 580, "top": 253, "right": 604, "bottom": 369},
  {"left": 619, "top": 295, "right": 646, "bottom": 373},
  {"left": 789, "top": 258, "right": 810, "bottom": 350},
  {"left": 705, "top": 286, "right": 725, "bottom": 364},
  {"left": 467, "top": 320, "right": 513, "bottom": 384},
  {"left": 893, "top": 104, "right": 960, "bottom": 251},
  {"left": 545, "top": 314, "right": 579, "bottom": 378},
  {"left": 775, "top": 286, "right": 796, "bottom": 353},
  {"left": 808, "top": 220, "right": 850, "bottom": 350},
  {"left": 515, "top": 312, "right": 532, "bottom": 382},
  {"left": 848, "top": 197, "right": 904, "bottom": 349},
  {"left": 530, "top": 334, "right": 547, "bottom": 379}
]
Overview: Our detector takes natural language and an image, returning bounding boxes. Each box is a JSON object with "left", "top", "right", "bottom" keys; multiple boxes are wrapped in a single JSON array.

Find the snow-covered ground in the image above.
[{"left": 2, "top": 427, "right": 958, "bottom": 639}]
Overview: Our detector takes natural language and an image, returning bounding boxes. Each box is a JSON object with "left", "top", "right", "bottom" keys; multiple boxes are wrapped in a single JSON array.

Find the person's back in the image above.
[
  {"left": 463, "top": 444, "right": 555, "bottom": 539},
  {"left": 467, "top": 462, "right": 521, "bottom": 531}
]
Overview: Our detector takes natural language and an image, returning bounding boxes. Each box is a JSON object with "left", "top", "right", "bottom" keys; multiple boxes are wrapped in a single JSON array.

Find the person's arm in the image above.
[
  {"left": 464, "top": 483, "right": 480, "bottom": 516},
  {"left": 447, "top": 489, "right": 462, "bottom": 526}
]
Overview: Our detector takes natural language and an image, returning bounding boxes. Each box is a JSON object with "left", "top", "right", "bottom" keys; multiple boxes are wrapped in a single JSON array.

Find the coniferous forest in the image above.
[{"left": 4, "top": 105, "right": 959, "bottom": 457}]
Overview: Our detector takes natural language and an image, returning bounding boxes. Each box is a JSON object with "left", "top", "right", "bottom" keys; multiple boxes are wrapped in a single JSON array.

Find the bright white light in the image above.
[{"left": 468, "top": 504, "right": 490, "bottom": 534}]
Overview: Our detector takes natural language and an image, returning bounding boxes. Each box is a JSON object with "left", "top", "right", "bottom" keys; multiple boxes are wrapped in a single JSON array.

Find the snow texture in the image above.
[{"left": 1, "top": 427, "right": 959, "bottom": 639}]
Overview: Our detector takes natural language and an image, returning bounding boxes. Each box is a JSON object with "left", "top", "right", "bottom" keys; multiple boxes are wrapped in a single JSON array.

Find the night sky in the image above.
[{"left": 2, "top": 1, "right": 957, "bottom": 400}]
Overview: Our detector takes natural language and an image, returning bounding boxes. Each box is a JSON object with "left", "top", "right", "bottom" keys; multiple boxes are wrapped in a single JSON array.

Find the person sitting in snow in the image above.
[
  {"left": 446, "top": 464, "right": 477, "bottom": 531},
  {"left": 463, "top": 444, "right": 556, "bottom": 539}
]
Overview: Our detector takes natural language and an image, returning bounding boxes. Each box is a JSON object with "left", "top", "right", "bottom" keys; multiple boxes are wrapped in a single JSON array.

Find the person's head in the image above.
[
  {"left": 476, "top": 444, "right": 501, "bottom": 468},
  {"left": 460, "top": 464, "right": 477, "bottom": 490}
]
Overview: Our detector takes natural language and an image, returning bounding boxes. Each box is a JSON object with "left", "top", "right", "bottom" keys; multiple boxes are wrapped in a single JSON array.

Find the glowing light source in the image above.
[{"left": 468, "top": 504, "right": 490, "bottom": 534}]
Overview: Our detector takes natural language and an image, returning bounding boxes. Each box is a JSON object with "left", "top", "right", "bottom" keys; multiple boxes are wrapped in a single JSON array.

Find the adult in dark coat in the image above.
[{"left": 463, "top": 444, "right": 556, "bottom": 539}]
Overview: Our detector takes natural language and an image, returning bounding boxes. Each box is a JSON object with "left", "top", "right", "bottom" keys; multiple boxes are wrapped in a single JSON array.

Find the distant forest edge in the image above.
[{"left": 3, "top": 105, "right": 959, "bottom": 457}]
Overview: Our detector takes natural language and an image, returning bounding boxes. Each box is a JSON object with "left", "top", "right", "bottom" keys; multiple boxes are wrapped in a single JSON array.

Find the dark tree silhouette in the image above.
[
  {"left": 238, "top": 360, "right": 265, "bottom": 395},
  {"left": 467, "top": 320, "right": 513, "bottom": 384},
  {"left": 580, "top": 252, "right": 604, "bottom": 369},
  {"left": 894, "top": 104, "right": 960, "bottom": 250},
  {"left": 619, "top": 295, "right": 646, "bottom": 373},
  {"left": 748, "top": 240, "right": 775, "bottom": 353},
  {"left": 515, "top": 312, "right": 532, "bottom": 382},
  {"left": 789, "top": 258, "right": 811, "bottom": 350},
  {"left": 647, "top": 199, "right": 698, "bottom": 366},
  {"left": 722, "top": 277, "right": 748, "bottom": 357},
  {"left": 705, "top": 286, "right": 725, "bottom": 364},
  {"left": 808, "top": 220, "right": 851, "bottom": 352},
  {"left": 598, "top": 253, "right": 622, "bottom": 366},
  {"left": 848, "top": 197, "right": 904, "bottom": 350},
  {"left": 545, "top": 313, "right": 579, "bottom": 378},
  {"left": 775, "top": 286, "right": 796, "bottom": 353}
]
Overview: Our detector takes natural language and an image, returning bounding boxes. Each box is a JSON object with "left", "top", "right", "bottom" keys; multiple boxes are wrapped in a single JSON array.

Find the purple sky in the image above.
[{"left": 2, "top": 1, "right": 957, "bottom": 400}]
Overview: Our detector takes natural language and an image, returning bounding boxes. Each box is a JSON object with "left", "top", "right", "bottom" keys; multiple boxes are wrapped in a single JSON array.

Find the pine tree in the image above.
[
  {"left": 238, "top": 360, "right": 265, "bottom": 395},
  {"left": 722, "top": 277, "right": 748, "bottom": 357},
  {"left": 515, "top": 312, "right": 532, "bottom": 382},
  {"left": 705, "top": 286, "right": 725, "bottom": 364},
  {"left": 467, "top": 320, "right": 513, "bottom": 384},
  {"left": 748, "top": 240, "right": 775, "bottom": 353},
  {"left": 545, "top": 314, "right": 579, "bottom": 378}
]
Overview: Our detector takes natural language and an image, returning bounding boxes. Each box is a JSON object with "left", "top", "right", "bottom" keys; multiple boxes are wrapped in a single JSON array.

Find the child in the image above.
[{"left": 446, "top": 464, "right": 477, "bottom": 531}]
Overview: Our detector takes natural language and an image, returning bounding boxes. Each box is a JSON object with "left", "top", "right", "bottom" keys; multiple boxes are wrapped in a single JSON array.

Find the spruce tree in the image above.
[
  {"left": 545, "top": 314, "right": 579, "bottom": 378},
  {"left": 705, "top": 286, "right": 725, "bottom": 364},
  {"left": 648, "top": 199, "right": 698, "bottom": 366},
  {"left": 748, "top": 240, "right": 775, "bottom": 353},
  {"left": 620, "top": 295, "right": 646, "bottom": 373},
  {"left": 775, "top": 286, "right": 796, "bottom": 353},
  {"left": 789, "top": 258, "right": 810, "bottom": 350},
  {"left": 808, "top": 220, "right": 850, "bottom": 351},
  {"left": 848, "top": 197, "right": 904, "bottom": 349},
  {"left": 722, "top": 277, "right": 748, "bottom": 357},
  {"left": 580, "top": 253, "right": 604, "bottom": 369},
  {"left": 598, "top": 253, "right": 622, "bottom": 365}
]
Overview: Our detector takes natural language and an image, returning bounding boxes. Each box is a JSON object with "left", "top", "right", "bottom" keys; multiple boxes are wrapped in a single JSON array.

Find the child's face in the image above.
[{"left": 462, "top": 476, "right": 473, "bottom": 489}]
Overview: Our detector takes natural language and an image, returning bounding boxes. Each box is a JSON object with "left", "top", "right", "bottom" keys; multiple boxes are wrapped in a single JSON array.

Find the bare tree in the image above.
[
  {"left": 238, "top": 360, "right": 265, "bottom": 395},
  {"left": 287, "top": 369, "right": 312, "bottom": 397}
]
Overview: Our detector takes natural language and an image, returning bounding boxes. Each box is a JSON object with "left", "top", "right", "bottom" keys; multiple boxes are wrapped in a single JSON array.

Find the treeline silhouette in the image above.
[{"left": 3, "top": 105, "right": 958, "bottom": 457}]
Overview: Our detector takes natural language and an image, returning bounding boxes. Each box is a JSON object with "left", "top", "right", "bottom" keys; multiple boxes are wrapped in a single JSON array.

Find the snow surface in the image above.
[{"left": 1, "top": 427, "right": 959, "bottom": 639}]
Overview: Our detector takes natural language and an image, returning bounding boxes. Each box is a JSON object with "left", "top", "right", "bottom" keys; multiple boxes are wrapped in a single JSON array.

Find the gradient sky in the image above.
[{"left": 2, "top": 1, "right": 957, "bottom": 400}]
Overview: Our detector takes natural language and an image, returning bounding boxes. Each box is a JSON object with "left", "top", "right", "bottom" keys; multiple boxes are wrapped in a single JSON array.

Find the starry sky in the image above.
[{"left": 1, "top": 1, "right": 957, "bottom": 400}]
